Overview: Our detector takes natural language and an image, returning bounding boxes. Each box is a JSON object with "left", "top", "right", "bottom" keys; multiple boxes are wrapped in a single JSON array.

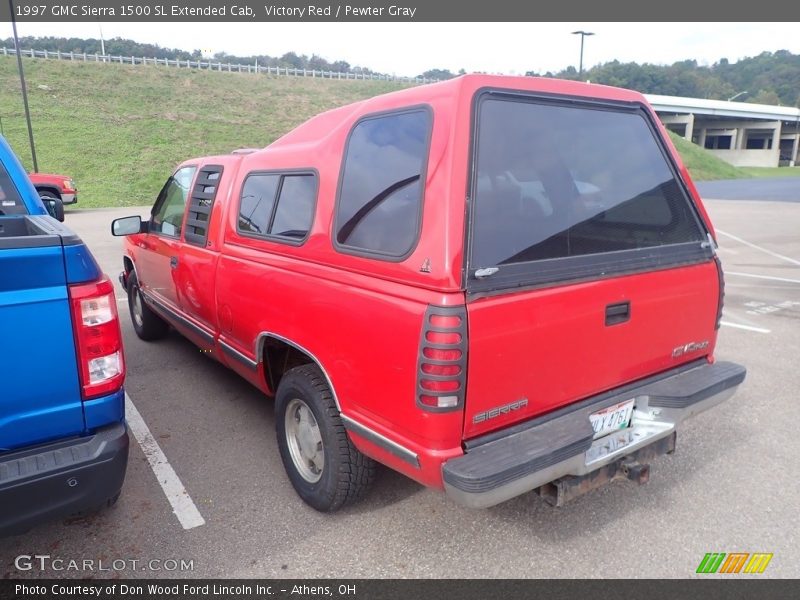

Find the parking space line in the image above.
[
  {"left": 717, "top": 230, "right": 800, "bottom": 267},
  {"left": 719, "top": 321, "right": 771, "bottom": 334},
  {"left": 725, "top": 271, "right": 800, "bottom": 284},
  {"left": 125, "top": 393, "right": 206, "bottom": 530}
]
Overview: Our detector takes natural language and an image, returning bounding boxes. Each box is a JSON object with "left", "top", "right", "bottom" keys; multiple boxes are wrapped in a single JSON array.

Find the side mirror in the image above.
[
  {"left": 42, "top": 196, "right": 65, "bottom": 222},
  {"left": 112, "top": 215, "right": 145, "bottom": 236}
]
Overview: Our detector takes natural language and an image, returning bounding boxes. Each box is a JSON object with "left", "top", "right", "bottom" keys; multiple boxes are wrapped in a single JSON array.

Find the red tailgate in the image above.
[{"left": 463, "top": 262, "right": 719, "bottom": 439}]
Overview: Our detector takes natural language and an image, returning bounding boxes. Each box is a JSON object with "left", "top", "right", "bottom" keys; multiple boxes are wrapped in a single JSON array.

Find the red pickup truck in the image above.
[
  {"left": 112, "top": 75, "right": 746, "bottom": 511},
  {"left": 28, "top": 172, "right": 78, "bottom": 205}
]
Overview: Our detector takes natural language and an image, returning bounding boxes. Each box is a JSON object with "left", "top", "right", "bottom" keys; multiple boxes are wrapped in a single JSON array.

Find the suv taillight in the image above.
[
  {"left": 416, "top": 305, "right": 467, "bottom": 412},
  {"left": 69, "top": 276, "right": 125, "bottom": 399}
]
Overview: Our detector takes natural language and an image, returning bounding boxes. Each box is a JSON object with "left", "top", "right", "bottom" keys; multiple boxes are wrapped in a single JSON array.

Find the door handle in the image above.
[
  {"left": 605, "top": 301, "right": 630, "bottom": 326},
  {"left": 170, "top": 256, "right": 179, "bottom": 269}
]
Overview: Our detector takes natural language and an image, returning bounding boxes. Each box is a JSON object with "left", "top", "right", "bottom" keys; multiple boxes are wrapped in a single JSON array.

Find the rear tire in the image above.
[
  {"left": 127, "top": 271, "right": 169, "bottom": 341},
  {"left": 275, "top": 364, "right": 376, "bottom": 512}
]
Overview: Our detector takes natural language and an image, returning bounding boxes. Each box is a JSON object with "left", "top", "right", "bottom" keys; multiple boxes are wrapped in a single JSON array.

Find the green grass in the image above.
[
  {"left": 739, "top": 166, "right": 800, "bottom": 178},
  {"left": 1, "top": 58, "right": 778, "bottom": 208},
  {"left": 665, "top": 131, "right": 748, "bottom": 182},
  {"left": 0, "top": 57, "right": 408, "bottom": 208}
]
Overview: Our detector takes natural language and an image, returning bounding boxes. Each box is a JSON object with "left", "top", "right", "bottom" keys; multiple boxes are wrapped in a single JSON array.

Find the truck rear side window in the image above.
[
  {"left": 271, "top": 175, "right": 316, "bottom": 239},
  {"left": 469, "top": 94, "right": 708, "bottom": 286},
  {"left": 0, "top": 163, "right": 25, "bottom": 215},
  {"left": 239, "top": 175, "right": 279, "bottom": 235},
  {"left": 238, "top": 172, "right": 317, "bottom": 243},
  {"left": 335, "top": 108, "right": 431, "bottom": 258}
]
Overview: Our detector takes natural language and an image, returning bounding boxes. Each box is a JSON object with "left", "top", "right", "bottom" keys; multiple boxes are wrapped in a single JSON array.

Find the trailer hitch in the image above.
[
  {"left": 536, "top": 432, "right": 676, "bottom": 507},
  {"left": 621, "top": 459, "right": 650, "bottom": 485}
]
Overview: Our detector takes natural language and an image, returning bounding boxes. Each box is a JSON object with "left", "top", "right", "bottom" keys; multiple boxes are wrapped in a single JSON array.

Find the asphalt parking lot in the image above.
[
  {"left": 3, "top": 187, "right": 799, "bottom": 579},
  {"left": 696, "top": 177, "right": 800, "bottom": 202}
]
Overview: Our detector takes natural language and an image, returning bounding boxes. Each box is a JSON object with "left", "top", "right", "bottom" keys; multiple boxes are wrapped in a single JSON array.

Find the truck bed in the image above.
[{"left": 0, "top": 215, "right": 79, "bottom": 248}]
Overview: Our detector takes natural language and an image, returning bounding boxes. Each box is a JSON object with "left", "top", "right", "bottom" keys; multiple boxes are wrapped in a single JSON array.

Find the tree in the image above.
[
  {"left": 419, "top": 68, "right": 455, "bottom": 80},
  {"left": 308, "top": 54, "right": 330, "bottom": 71},
  {"left": 749, "top": 90, "right": 781, "bottom": 105},
  {"left": 279, "top": 52, "right": 305, "bottom": 69}
]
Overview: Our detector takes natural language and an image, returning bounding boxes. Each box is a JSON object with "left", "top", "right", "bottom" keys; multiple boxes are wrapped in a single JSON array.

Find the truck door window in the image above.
[
  {"left": 334, "top": 108, "right": 431, "bottom": 258},
  {"left": 150, "top": 166, "right": 197, "bottom": 237}
]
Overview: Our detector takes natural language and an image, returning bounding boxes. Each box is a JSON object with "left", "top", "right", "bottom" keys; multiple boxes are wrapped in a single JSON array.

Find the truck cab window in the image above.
[
  {"left": 151, "top": 166, "right": 197, "bottom": 237},
  {"left": 0, "top": 163, "right": 24, "bottom": 215}
]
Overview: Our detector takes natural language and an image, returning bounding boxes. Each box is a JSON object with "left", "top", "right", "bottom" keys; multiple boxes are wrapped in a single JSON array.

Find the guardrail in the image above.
[{"left": 0, "top": 47, "right": 437, "bottom": 84}]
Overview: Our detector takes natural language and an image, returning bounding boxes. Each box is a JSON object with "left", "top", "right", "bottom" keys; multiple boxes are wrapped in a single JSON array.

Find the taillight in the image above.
[
  {"left": 416, "top": 305, "right": 467, "bottom": 412},
  {"left": 69, "top": 276, "right": 125, "bottom": 399},
  {"left": 714, "top": 255, "right": 724, "bottom": 329}
]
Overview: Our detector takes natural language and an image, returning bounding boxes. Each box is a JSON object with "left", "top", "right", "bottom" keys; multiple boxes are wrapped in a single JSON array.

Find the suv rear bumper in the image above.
[
  {"left": 0, "top": 422, "right": 129, "bottom": 536},
  {"left": 442, "top": 361, "right": 746, "bottom": 508}
]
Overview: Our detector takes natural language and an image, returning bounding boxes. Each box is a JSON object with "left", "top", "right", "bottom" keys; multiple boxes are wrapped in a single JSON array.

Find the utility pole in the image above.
[
  {"left": 571, "top": 30, "right": 595, "bottom": 80},
  {"left": 9, "top": 0, "right": 38, "bottom": 172}
]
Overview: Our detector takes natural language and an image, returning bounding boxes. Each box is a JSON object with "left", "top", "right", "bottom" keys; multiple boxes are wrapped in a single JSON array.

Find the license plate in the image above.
[
  {"left": 589, "top": 399, "right": 635, "bottom": 439},
  {"left": 586, "top": 429, "right": 636, "bottom": 464}
]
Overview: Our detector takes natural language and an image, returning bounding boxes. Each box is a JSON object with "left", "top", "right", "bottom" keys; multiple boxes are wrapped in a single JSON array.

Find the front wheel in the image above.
[
  {"left": 127, "top": 271, "right": 169, "bottom": 341},
  {"left": 37, "top": 189, "right": 61, "bottom": 201},
  {"left": 275, "top": 364, "right": 376, "bottom": 512}
]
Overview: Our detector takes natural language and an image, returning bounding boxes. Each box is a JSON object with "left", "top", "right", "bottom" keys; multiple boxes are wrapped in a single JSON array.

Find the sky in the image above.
[{"left": 5, "top": 22, "right": 800, "bottom": 77}]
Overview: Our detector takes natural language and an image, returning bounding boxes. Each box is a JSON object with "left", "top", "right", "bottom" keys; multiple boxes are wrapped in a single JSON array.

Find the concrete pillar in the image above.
[
  {"left": 771, "top": 124, "right": 781, "bottom": 150},
  {"left": 769, "top": 121, "right": 782, "bottom": 166},
  {"left": 684, "top": 113, "right": 694, "bottom": 141},
  {"left": 698, "top": 127, "right": 707, "bottom": 148},
  {"left": 791, "top": 133, "right": 799, "bottom": 167},
  {"left": 735, "top": 127, "right": 746, "bottom": 150}
]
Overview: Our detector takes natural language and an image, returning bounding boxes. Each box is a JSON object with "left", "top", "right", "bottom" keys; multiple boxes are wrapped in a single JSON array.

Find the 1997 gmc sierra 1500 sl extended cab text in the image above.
[
  {"left": 112, "top": 75, "right": 746, "bottom": 512},
  {"left": 0, "top": 136, "right": 127, "bottom": 536}
]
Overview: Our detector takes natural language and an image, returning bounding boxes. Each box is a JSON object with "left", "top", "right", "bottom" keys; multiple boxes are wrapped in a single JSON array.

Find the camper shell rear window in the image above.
[{"left": 467, "top": 90, "right": 711, "bottom": 293}]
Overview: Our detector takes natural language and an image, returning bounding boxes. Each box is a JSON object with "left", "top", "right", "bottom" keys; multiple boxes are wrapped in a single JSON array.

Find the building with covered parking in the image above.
[{"left": 646, "top": 94, "right": 800, "bottom": 168}]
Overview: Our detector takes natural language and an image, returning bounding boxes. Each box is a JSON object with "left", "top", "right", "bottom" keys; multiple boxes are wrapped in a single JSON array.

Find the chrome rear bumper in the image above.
[{"left": 443, "top": 361, "right": 746, "bottom": 508}]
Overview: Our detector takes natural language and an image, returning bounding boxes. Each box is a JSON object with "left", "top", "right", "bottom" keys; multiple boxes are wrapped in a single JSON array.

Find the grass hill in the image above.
[
  {"left": 1, "top": 57, "right": 749, "bottom": 208},
  {"left": 666, "top": 131, "right": 747, "bottom": 181},
  {"left": 0, "top": 57, "right": 407, "bottom": 207}
]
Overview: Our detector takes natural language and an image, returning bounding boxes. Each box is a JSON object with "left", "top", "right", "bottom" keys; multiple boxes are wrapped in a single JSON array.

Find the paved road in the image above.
[
  {"left": 2, "top": 201, "right": 799, "bottom": 578},
  {"left": 697, "top": 177, "right": 800, "bottom": 202}
]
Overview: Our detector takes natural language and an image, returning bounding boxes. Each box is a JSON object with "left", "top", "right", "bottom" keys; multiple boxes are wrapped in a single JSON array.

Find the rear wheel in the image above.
[
  {"left": 275, "top": 364, "right": 376, "bottom": 512},
  {"left": 127, "top": 271, "right": 169, "bottom": 341}
]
